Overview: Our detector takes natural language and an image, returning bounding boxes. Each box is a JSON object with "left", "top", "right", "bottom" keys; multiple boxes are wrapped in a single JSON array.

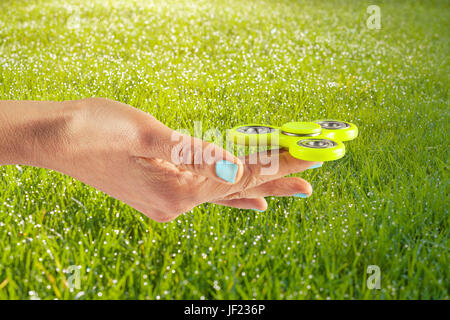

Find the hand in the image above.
[{"left": 0, "top": 98, "right": 319, "bottom": 222}]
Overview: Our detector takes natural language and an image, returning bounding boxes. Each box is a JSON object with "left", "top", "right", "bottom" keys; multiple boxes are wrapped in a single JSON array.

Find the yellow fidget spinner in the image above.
[{"left": 228, "top": 120, "right": 358, "bottom": 162}]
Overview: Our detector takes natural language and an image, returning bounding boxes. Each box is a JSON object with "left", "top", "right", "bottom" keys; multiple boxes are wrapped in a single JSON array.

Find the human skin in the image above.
[{"left": 0, "top": 98, "right": 318, "bottom": 222}]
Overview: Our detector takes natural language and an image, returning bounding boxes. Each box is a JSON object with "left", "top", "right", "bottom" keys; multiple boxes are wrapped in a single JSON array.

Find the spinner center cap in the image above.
[{"left": 281, "top": 122, "right": 322, "bottom": 135}]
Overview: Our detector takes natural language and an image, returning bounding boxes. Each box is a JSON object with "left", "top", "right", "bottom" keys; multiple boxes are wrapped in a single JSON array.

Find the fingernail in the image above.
[
  {"left": 294, "top": 193, "right": 309, "bottom": 198},
  {"left": 308, "top": 163, "right": 322, "bottom": 170},
  {"left": 253, "top": 209, "right": 265, "bottom": 212},
  {"left": 215, "top": 160, "right": 239, "bottom": 183}
]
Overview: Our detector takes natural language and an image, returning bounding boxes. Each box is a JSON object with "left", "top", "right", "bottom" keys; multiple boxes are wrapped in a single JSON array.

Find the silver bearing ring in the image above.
[
  {"left": 316, "top": 121, "right": 350, "bottom": 130},
  {"left": 236, "top": 126, "right": 275, "bottom": 134},
  {"left": 297, "top": 139, "right": 337, "bottom": 149}
]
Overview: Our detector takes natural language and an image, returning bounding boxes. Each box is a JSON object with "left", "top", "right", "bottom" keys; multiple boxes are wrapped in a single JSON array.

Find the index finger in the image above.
[{"left": 231, "top": 148, "right": 322, "bottom": 191}]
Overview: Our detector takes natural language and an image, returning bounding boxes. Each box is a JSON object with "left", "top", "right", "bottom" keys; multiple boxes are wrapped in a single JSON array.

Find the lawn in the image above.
[{"left": 0, "top": 0, "right": 448, "bottom": 299}]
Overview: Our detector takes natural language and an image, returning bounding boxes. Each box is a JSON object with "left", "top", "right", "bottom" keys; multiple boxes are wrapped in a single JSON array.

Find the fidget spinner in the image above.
[{"left": 228, "top": 120, "right": 358, "bottom": 162}]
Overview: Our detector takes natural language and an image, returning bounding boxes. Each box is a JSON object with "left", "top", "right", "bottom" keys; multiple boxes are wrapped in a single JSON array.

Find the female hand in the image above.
[{"left": 0, "top": 98, "right": 319, "bottom": 222}]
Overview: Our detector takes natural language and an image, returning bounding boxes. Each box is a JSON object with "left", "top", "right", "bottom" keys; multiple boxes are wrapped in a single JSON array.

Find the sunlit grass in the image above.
[{"left": 0, "top": 0, "right": 448, "bottom": 299}]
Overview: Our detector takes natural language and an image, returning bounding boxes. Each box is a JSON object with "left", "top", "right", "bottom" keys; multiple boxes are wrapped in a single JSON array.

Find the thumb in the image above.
[{"left": 138, "top": 123, "right": 244, "bottom": 184}]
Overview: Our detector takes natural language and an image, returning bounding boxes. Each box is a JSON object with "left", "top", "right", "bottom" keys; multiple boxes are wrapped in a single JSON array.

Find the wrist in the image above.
[{"left": 31, "top": 100, "right": 83, "bottom": 170}]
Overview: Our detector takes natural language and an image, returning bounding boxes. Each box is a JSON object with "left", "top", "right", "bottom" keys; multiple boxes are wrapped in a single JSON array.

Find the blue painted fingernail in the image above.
[
  {"left": 215, "top": 160, "right": 239, "bottom": 183},
  {"left": 253, "top": 209, "right": 264, "bottom": 212},
  {"left": 308, "top": 163, "right": 322, "bottom": 170},
  {"left": 294, "top": 193, "right": 309, "bottom": 198}
]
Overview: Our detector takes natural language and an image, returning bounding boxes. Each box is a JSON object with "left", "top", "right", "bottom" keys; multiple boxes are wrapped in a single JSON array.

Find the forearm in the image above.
[{"left": 0, "top": 100, "right": 78, "bottom": 167}]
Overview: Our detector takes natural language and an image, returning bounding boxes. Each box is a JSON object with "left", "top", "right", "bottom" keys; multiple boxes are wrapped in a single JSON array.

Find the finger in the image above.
[
  {"left": 138, "top": 124, "right": 244, "bottom": 184},
  {"left": 233, "top": 148, "right": 322, "bottom": 191},
  {"left": 224, "top": 176, "right": 312, "bottom": 200},
  {"left": 211, "top": 197, "right": 268, "bottom": 211}
]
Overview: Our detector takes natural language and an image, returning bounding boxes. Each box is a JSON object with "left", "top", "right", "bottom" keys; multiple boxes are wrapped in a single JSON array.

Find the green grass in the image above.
[{"left": 0, "top": 0, "right": 448, "bottom": 299}]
